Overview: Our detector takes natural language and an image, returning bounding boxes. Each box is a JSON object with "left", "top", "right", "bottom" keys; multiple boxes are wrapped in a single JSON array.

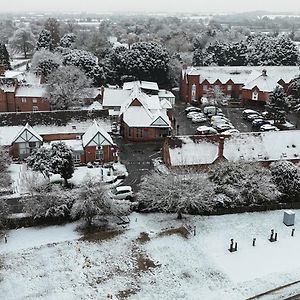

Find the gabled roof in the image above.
[
  {"left": 160, "top": 99, "right": 172, "bottom": 109},
  {"left": 243, "top": 70, "right": 279, "bottom": 92},
  {"left": 82, "top": 120, "right": 113, "bottom": 147},
  {"left": 184, "top": 66, "right": 300, "bottom": 85},
  {"left": 15, "top": 85, "right": 47, "bottom": 98},
  {"left": 12, "top": 123, "right": 43, "bottom": 144},
  {"left": 123, "top": 80, "right": 159, "bottom": 91}
]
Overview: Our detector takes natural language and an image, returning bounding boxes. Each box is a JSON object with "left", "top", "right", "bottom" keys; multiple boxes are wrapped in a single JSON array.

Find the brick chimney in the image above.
[
  {"left": 218, "top": 137, "right": 225, "bottom": 159},
  {"left": 0, "top": 64, "right": 5, "bottom": 76},
  {"left": 100, "top": 85, "right": 105, "bottom": 102}
]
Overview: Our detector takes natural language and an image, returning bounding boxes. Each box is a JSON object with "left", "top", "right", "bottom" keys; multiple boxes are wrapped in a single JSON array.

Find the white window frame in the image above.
[
  {"left": 252, "top": 91, "right": 259, "bottom": 101},
  {"left": 32, "top": 106, "right": 39, "bottom": 112},
  {"left": 32, "top": 98, "right": 38, "bottom": 103},
  {"left": 21, "top": 97, "right": 27, "bottom": 103},
  {"left": 95, "top": 147, "right": 103, "bottom": 161},
  {"left": 227, "top": 85, "right": 232, "bottom": 91}
]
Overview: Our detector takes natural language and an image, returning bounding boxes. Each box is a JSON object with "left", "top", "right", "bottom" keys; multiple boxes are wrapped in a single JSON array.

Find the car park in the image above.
[
  {"left": 242, "top": 109, "right": 259, "bottom": 119},
  {"left": 108, "top": 185, "right": 134, "bottom": 200},
  {"left": 260, "top": 124, "right": 279, "bottom": 132},
  {"left": 196, "top": 126, "right": 218, "bottom": 135},
  {"left": 185, "top": 106, "right": 202, "bottom": 113}
]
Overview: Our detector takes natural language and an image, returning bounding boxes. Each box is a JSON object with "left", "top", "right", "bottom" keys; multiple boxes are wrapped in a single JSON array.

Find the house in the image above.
[
  {"left": 162, "top": 131, "right": 300, "bottom": 170},
  {"left": 180, "top": 66, "right": 300, "bottom": 105},
  {"left": 102, "top": 81, "right": 175, "bottom": 118},
  {"left": 1, "top": 120, "right": 116, "bottom": 165},
  {"left": 119, "top": 84, "right": 172, "bottom": 141}
]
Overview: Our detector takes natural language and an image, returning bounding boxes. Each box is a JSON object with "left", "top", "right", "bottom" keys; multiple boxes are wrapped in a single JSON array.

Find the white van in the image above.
[{"left": 203, "top": 106, "right": 222, "bottom": 117}]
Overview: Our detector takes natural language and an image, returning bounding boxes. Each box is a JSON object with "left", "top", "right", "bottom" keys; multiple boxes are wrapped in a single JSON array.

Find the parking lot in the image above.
[{"left": 174, "top": 103, "right": 298, "bottom": 136}]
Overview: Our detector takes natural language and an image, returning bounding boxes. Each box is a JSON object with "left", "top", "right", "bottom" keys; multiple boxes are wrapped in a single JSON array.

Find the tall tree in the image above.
[
  {"left": 0, "top": 43, "right": 11, "bottom": 70},
  {"left": 10, "top": 28, "right": 35, "bottom": 58},
  {"left": 36, "top": 29, "right": 53, "bottom": 51},
  {"left": 46, "top": 66, "right": 92, "bottom": 110},
  {"left": 44, "top": 18, "right": 60, "bottom": 48}
]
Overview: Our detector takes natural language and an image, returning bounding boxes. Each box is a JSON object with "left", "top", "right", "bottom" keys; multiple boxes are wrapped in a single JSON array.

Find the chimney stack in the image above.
[
  {"left": 218, "top": 137, "right": 225, "bottom": 159},
  {"left": 262, "top": 69, "right": 267, "bottom": 76}
]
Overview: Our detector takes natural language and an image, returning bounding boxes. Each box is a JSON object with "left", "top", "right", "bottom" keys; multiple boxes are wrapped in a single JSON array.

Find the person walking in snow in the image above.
[{"left": 4, "top": 234, "right": 7, "bottom": 244}]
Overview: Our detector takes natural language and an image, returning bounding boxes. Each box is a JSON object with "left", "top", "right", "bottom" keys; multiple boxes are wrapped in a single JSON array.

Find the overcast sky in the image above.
[{"left": 2, "top": 0, "right": 300, "bottom": 13}]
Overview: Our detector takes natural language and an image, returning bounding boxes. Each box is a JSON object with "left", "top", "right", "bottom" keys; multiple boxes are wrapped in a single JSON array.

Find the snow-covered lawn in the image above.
[{"left": 1, "top": 210, "right": 300, "bottom": 299}]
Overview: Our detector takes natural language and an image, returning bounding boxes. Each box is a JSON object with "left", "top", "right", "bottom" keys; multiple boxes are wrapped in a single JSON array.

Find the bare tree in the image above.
[
  {"left": 71, "top": 177, "right": 130, "bottom": 226},
  {"left": 10, "top": 28, "right": 35, "bottom": 58}
]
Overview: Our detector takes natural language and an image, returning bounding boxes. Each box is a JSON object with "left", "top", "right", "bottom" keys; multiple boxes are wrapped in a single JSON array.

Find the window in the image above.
[
  {"left": 19, "top": 142, "right": 39, "bottom": 158},
  {"left": 252, "top": 91, "right": 259, "bottom": 101},
  {"left": 95, "top": 147, "right": 103, "bottom": 161},
  {"left": 21, "top": 98, "right": 27, "bottom": 103},
  {"left": 32, "top": 106, "right": 39, "bottom": 112},
  {"left": 32, "top": 98, "right": 37, "bottom": 103},
  {"left": 227, "top": 85, "right": 232, "bottom": 91},
  {"left": 74, "top": 153, "right": 81, "bottom": 164},
  {"left": 203, "top": 85, "right": 208, "bottom": 91},
  {"left": 137, "top": 128, "right": 143, "bottom": 138},
  {"left": 191, "top": 84, "right": 196, "bottom": 101}
]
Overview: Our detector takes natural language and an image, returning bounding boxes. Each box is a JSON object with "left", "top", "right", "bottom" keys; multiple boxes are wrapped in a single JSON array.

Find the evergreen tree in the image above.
[
  {"left": 49, "top": 142, "right": 74, "bottom": 187},
  {"left": 0, "top": 43, "right": 11, "bottom": 70},
  {"left": 36, "top": 29, "right": 53, "bottom": 51},
  {"left": 44, "top": 18, "right": 60, "bottom": 48},
  {"left": 59, "top": 33, "right": 76, "bottom": 48},
  {"left": 287, "top": 76, "right": 300, "bottom": 99}
]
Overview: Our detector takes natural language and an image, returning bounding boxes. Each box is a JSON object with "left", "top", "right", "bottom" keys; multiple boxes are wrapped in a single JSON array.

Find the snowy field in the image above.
[{"left": 1, "top": 210, "right": 300, "bottom": 299}]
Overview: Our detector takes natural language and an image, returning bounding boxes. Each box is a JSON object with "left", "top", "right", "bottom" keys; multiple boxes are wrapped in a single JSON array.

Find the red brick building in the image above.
[
  {"left": 180, "top": 66, "right": 300, "bottom": 105},
  {"left": 8, "top": 121, "right": 116, "bottom": 165},
  {"left": 119, "top": 84, "right": 172, "bottom": 141},
  {"left": 162, "top": 131, "right": 300, "bottom": 170}
]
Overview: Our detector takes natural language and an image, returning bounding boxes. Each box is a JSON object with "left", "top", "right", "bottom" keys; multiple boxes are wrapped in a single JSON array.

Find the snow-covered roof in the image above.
[
  {"left": 243, "top": 70, "right": 280, "bottom": 92},
  {"left": 86, "top": 101, "right": 102, "bottom": 111},
  {"left": 120, "top": 85, "right": 171, "bottom": 128},
  {"left": 160, "top": 99, "right": 173, "bottom": 109},
  {"left": 223, "top": 130, "right": 300, "bottom": 162},
  {"left": 168, "top": 136, "right": 219, "bottom": 166},
  {"left": 12, "top": 123, "right": 43, "bottom": 144},
  {"left": 0, "top": 119, "right": 111, "bottom": 146},
  {"left": 15, "top": 85, "right": 47, "bottom": 98},
  {"left": 158, "top": 89, "right": 175, "bottom": 99},
  {"left": 82, "top": 120, "right": 113, "bottom": 147},
  {"left": 102, "top": 88, "right": 131, "bottom": 107},
  {"left": 4, "top": 70, "right": 23, "bottom": 79},
  {"left": 167, "top": 130, "right": 300, "bottom": 167},
  {"left": 123, "top": 81, "right": 159, "bottom": 91},
  {"left": 183, "top": 66, "right": 300, "bottom": 85}
]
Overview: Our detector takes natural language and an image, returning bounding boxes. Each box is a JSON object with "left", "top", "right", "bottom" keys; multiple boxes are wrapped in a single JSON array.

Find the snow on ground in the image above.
[{"left": 1, "top": 210, "right": 300, "bottom": 299}]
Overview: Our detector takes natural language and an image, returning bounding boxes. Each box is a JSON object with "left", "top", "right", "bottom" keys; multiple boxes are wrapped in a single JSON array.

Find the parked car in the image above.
[
  {"left": 252, "top": 119, "right": 271, "bottom": 128},
  {"left": 242, "top": 109, "right": 259, "bottom": 120},
  {"left": 222, "top": 129, "right": 240, "bottom": 135},
  {"left": 211, "top": 115, "right": 230, "bottom": 123},
  {"left": 187, "top": 111, "right": 203, "bottom": 119},
  {"left": 215, "top": 123, "right": 235, "bottom": 132},
  {"left": 196, "top": 126, "right": 218, "bottom": 135},
  {"left": 211, "top": 119, "right": 233, "bottom": 128},
  {"left": 260, "top": 124, "right": 279, "bottom": 132},
  {"left": 247, "top": 113, "right": 262, "bottom": 121},
  {"left": 108, "top": 185, "right": 134, "bottom": 200},
  {"left": 203, "top": 106, "right": 222, "bottom": 117},
  {"left": 185, "top": 106, "right": 202, "bottom": 113},
  {"left": 261, "top": 111, "right": 274, "bottom": 119},
  {"left": 192, "top": 116, "right": 207, "bottom": 123}
]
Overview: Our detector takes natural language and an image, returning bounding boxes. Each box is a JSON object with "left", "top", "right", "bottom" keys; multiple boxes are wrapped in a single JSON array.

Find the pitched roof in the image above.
[
  {"left": 166, "top": 131, "right": 300, "bottom": 166},
  {"left": 183, "top": 66, "right": 300, "bottom": 85},
  {"left": 15, "top": 85, "right": 47, "bottom": 98},
  {"left": 243, "top": 70, "right": 279, "bottom": 92},
  {"left": 123, "top": 80, "right": 159, "bottom": 91},
  {"left": 12, "top": 123, "right": 43, "bottom": 144},
  {"left": 82, "top": 120, "right": 113, "bottom": 147}
]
